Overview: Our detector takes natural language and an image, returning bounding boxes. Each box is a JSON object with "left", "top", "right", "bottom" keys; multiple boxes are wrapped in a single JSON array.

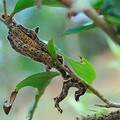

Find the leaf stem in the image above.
[{"left": 28, "top": 91, "right": 41, "bottom": 120}]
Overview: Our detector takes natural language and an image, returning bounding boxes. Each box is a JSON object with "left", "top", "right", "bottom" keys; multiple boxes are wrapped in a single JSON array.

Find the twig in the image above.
[
  {"left": 82, "top": 81, "right": 120, "bottom": 109},
  {"left": 95, "top": 103, "right": 120, "bottom": 108},
  {"left": 84, "top": 8, "right": 120, "bottom": 45},
  {"left": 2, "top": 0, "right": 9, "bottom": 21},
  {"left": 7, "top": 12, "right": 15, "bottom": 24},
  {"left": 2, "top": 0, "right": 15, "bottom": 25},
  {"left": 3, "top": 0, "right": 7, "bottom": 15}
]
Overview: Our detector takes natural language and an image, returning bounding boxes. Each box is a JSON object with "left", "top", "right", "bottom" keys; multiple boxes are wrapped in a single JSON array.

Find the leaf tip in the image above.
[{"left": 3, "top": 90, "right": 18, "bottom": 115}]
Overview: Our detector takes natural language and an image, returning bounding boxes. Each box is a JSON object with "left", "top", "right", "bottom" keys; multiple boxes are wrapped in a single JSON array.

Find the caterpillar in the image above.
[
  {"left": 79, "top": 110, "right": 120, "bottom": 120},
  {"left": 2, "top": 14, "right": 60, "bottom": 68},
  {"left": 8, "top": 29, "right": 54, "bottom": 67},
  {"left": 8, "top": 31, "right": 54, "bottom": 66}
]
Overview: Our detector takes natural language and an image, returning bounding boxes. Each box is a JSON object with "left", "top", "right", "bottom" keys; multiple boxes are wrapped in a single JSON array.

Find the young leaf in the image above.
[
  {"left": 105, "top": 15, "right": 120, "bottom": 26},
  {"left": 65, "top": 56, "right": 96, "bottom": 84},
  {"left": 90, "top": 0, "right": 104, "bottom": 9},
  {"left": 47, "top": 39, "right": 58, "bottom": 61},
  {"left": 16, "top": 71, "right": 60, "bottom": 91},
  {"left": 14, "top": 0, "right": 36, "bottom": 13},
  {"left": 13, "top": 0, "right": 64, "bottom": 13},
  {"left": 61, "top": 23, "right": 96, "bottom": 36},
  {"left": 42, "top": 0, "right": 64, "bottom": 7},
  {"left": 88, "top": 108, "right": 109, "bottom": 116}
]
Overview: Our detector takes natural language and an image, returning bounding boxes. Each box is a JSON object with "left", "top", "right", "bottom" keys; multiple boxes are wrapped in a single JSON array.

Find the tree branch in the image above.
[{"left": 84, "top": 8, "right": 120, "bottom": 45}]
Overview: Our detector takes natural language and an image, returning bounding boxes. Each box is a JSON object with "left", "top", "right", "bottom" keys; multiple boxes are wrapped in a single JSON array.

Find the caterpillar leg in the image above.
[
  {"left": 74, "top": 81, "right": 87, "bottom": 101},
  {"left": 53, "top": 79, "right": 87, "bottom": 113},
  {"left": 53, "top": 80, "right": 71, "bottom": 113}
]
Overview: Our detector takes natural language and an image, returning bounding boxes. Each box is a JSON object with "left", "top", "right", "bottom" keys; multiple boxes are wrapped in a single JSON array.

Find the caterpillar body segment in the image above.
[{"left": 7, "top": 29, "right": 54, "bottom": 67}]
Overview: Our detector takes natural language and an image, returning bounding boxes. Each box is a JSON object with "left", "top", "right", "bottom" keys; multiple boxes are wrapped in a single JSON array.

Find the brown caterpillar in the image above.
[
  {"left": 2, "top": 14, "right": 59, "bottom": 68},
  {"left": 8, "top": 27, "right": 54, "bottom": 67},
  {"left": 8, "top": 31, "right": 54, "bottom": 66},
  {"left": 79, "top": 110, "right": 120, "bottom": 120}
]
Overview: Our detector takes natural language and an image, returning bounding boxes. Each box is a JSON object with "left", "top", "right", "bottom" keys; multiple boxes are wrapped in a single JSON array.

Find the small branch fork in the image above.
[
  {"left": 85, "top": 83, "right": 120, "bottom": 108},
  {"left": 0, "top": 0, "right": 15, "bottom": 25}
]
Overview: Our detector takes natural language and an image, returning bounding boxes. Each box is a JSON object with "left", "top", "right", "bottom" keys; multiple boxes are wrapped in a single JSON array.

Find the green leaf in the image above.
[
  {"left": 42, "top": 0, "right": 64, "bottom": 7},
  {"left": 65, "top": 56, "right": 96, "bottom": 84},
  {"left": 14, "top": 0, "right": 36, "bottom": 13},
  {"left": 89, "top": 0, "right": 104, "bottom": 9},
  {"left": 105, "top": 15, "right": 120, "bottom": 26},
  {"left": 16, "top": 72, "right": 60, "bottom": 91},
  {"left": 100, "top": 0, "right": 120, "bottom": 17},
  {"left": 48, "top": 39, "right": 58, "bottom": 61},
  {"left": 14, "top": 0, "right": 64, "bottom": 13},
  {"left": 88, "top": 108, "right": 109, "bottom": 116},
  {"left": 61, "top": 23, "right": 96, "bottom": 36}
]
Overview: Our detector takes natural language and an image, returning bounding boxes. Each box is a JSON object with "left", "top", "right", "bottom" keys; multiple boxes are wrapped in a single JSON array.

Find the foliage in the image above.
[
  {"left": 65, "top": 56, "right": 96, "bottom": 84},
  {"left": 16, "top": 72, "right": 60, "bottom": 91},
  {"left": 47, "top": 39, "right": 58, "bottom": 61}
]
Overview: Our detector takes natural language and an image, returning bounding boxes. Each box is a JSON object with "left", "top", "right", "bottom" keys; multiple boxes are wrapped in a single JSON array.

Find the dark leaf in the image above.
[
  {"left": 105, "top": 15, "right": 120, "bottom": 26},
  {"left": 61, "top": 23, "right": 96, "bottom": 36}
]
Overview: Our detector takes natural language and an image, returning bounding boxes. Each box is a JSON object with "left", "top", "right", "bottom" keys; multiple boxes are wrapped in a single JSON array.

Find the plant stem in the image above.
[
  {"left": 2, "top": 0, "right": 8, "bottom": 21},
  {"left": 6, "top": 12, "right": 15, "bottom": 24},
  {"left": 3, "top": 0, "right": 7, "bottom": 15},
  {"left": 84, "top": 8, "right": 120, "bottom": 45},
  {"left": 28, "top": 91, "right": 41, "bottom": 120}
]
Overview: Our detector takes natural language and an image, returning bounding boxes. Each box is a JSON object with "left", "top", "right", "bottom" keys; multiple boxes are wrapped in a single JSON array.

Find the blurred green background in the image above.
[{"left": 0, "top": 0, "right": 120, "bottom": 120}]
